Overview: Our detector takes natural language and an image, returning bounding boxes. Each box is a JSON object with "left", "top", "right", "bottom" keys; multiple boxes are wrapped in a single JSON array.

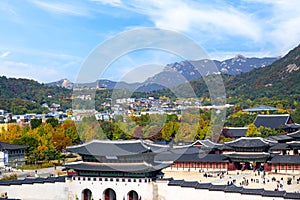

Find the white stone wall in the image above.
[{"left": 0, "top": 181, "right": 68, "bottom": 200}]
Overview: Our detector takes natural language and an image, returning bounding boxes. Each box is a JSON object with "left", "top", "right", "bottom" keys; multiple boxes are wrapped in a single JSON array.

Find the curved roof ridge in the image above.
[
  {"left": 225, "top": 136, "right": 269, "bottom": 144},
  {"left": 256, "top": 114, "right": 290, "bottom": 117},
  {"left": 224, "top": 127, "right": 248, "bottom": 129},
  {"left": 67, "top": 139, "right": 144, "bottom": 149}
]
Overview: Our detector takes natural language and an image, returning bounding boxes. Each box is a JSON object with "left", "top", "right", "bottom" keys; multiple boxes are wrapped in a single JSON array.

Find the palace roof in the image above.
[
  {"left": 176, "top": 153, "right": 228, "bottom": 163},
  {"left": 267, "top": 134, "right": 293, "bottom": 142},
  {"left": 288, "top": 130, "right": 300, "bottom": 139},
  {"left": 222, "top": 127, "right": 248, "bottom": 138},
  {"left": 243, "top": 104, "right": 278, "bottom": 112},
  {"left": 65, "top": 161, "right": 171, "bottom": 173},
  {"left": 224, "top": 137, "right": 272, "bottom": 148},
  {"left": 269, "top": 143, "right": 289, "bottom": 150},
  {"left": 224, "top": 152, "right": 270, "bottom": 162},
  {"left": 66, "top": 139, "right": 152, "bottom": 156},
  {"left": 269, "top": 155, "right": 300, "bottom": 164},
  {"left": 254, "top": 114, "right": 292, "bottom": 129},
  {"left": 0, "top": 142, "right": 27, "bottom": 151}
]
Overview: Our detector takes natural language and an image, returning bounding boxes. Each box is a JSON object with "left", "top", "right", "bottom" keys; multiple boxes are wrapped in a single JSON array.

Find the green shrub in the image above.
[{"left": 1, "top": 174, "right": 17, "bottom": 180}]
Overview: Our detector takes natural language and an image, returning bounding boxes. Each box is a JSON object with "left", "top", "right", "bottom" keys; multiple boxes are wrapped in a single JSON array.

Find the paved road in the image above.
[{"left": 0, "top": 166, "right": 64, "bottom": 179}]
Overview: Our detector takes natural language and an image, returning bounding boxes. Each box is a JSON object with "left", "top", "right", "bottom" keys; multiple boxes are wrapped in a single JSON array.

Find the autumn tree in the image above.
[
  {"left": 51, "top": 133, "right": 72, "bottom": 152},
  {"left": 246, "top": 123, "right": 259, "bottom": 137}
]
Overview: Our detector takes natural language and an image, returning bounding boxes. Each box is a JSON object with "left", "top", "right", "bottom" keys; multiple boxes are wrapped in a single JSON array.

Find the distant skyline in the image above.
[{"left": 0, "top": 0, "right": 299, "bottom": 83}]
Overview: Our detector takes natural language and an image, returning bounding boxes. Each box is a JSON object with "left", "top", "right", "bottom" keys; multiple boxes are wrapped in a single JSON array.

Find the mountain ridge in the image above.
[{"left": 46, "top": 55, "right": 278, "bottom": 92}]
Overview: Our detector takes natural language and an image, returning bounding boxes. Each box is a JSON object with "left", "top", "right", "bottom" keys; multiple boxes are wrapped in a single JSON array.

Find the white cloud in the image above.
[
  {"left": 94, "top": 0, "right": 300, "bottom": 56},
  {"left": 261, "top": 0, "right": 300, "bottom": 55},
  {"left": 99, "top": 0, "right": 262, "bottom": 41},
  {"left": 0, "top": 51, "right": 11, "bottom": 58},
  {"left": 90, "top": 0, "right": 122, "bottom": 7},
  {"left": 29, "top": 0, "right": 90, "bottom": 16}
]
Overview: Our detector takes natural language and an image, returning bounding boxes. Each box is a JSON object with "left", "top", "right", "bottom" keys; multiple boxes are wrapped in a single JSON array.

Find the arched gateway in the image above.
[
  {"left": 65, "top": 140, "right": 172, "bottom": 200},
  {"left": 127, "top": 190, "right": 139, "bottom": 200},
  {"left": 103, "top": 188, "right": 116, "bottom": 200},
  {"left": 82, "top": 189, "right": 92, "bottom": 200}
]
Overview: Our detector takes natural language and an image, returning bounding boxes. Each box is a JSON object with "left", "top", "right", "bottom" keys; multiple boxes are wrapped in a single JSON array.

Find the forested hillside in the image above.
[{"left": 0, "top": 76, "right": 71, "bottom": 114}]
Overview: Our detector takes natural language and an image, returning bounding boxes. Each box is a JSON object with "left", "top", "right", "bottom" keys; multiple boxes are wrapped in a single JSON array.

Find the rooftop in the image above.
[
  {"left": 243, "top": 104, "right": 279, "bottom": 112},
  {"left": 253, "top": 114, "right": 292, "bottom": 129},
  {"left": 222, "top": 127, "right": 248, "bottom": 138},
  {"left": 225, "top": 137, "right": 272, "bottom": 148},
  {"left": 66, "top": 139, "right": 151, "bottom": 156},
  {"left": 0, "top": 142, "right": 28, "bottom": 151}
]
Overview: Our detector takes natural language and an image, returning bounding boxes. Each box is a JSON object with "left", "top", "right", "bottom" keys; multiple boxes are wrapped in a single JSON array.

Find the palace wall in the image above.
[
  {"left": 0, "top": 181, "right": 67, "bottom": 200},
  {"left": 0, "top": 177, "right": 298, "bottom": 200},
  {"left": 155, "top": 179, "right": 284, "bottom": 200}
]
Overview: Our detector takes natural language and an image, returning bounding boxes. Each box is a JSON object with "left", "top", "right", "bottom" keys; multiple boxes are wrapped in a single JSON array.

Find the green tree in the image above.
[
  {"left": 161, "top": 122, "right": 179, "bottom": 141},
  {"left": 13, "top": 135, "right": 39, "bottom": 163},
  {"left": 114, "top": 115, "right": 124, "bottom": 123},
  {"left": 30, "top": 119, "right": 42, "bottom": 129},
  {"left": 46, "top": 118, "right": 59, "bottom": 128}
]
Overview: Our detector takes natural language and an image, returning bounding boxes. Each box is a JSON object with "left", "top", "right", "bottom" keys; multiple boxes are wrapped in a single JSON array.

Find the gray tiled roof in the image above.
[
  {"left": 222, "top": 127, "right": 248, "bottom": 138},
  {"left": 223, "top": 184, "right": 243, "bottom": 193},
  {"left": 167, "top": 179, "right": 185, "bottom": 186},
  {"left": 243, "top": 104, "right": 278, "bottom": 112},
  {"left": 270, "top": 155, "right": 300, "bottom": 164},
  {"left": 254, "top": 114, "right": 291, "bottom": 129},
  {"left": 267, "top": 134, "right": 293, "bottom": 142},
  {"left": 195, "top": 183, "right": 212, "bottom": 189},
  {"left": 225, "top": 137, "right": 270, "bottom": 148},
  {"left": 65, "top": 161, "right": 171, "bottom": 173},
  {"left": 287, "top": 142, "right": 300, "bottom": 149},
  {"left": 288, "top": 130, "right": 300, "bottom": 139},
  {"left": 284, "top": 192, "right": 300, "bottom": 199},
  {"left": 225, "top": 153, "right": 270, "bottom": 160},
  {"left": 208, "top": 184, "right": 227, "bottom": 191},
  {"left": 0, "top": 142, "right": 27, "bottom": 150},
  {"left": 67, "top": 140, "right": 150, "bottom": 156},
  {"left": 241, "top": 188, "right": 265, "bottom": 195},
  {"left": 180, "top": 181, "right": 199, "bottom": 188},
  {"left": 177, "top": 153, "right": 228, "bottom": 163},
  {"left": 262, "top": 190, "right": 286, "bottom": 197},
  {"left": 0, "top": 177, "right": 65, "bottom": 186},
  {"left": 164, "top": 179, "right": 300, "bottom": 199},
  {"left": 269, "top": 143, "right": 289, "bottom": 150}
]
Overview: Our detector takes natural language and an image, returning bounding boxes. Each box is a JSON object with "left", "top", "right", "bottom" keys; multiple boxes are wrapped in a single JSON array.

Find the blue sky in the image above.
[{"left": 0, "top": 0, "right": 299, "bottom": 83}]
